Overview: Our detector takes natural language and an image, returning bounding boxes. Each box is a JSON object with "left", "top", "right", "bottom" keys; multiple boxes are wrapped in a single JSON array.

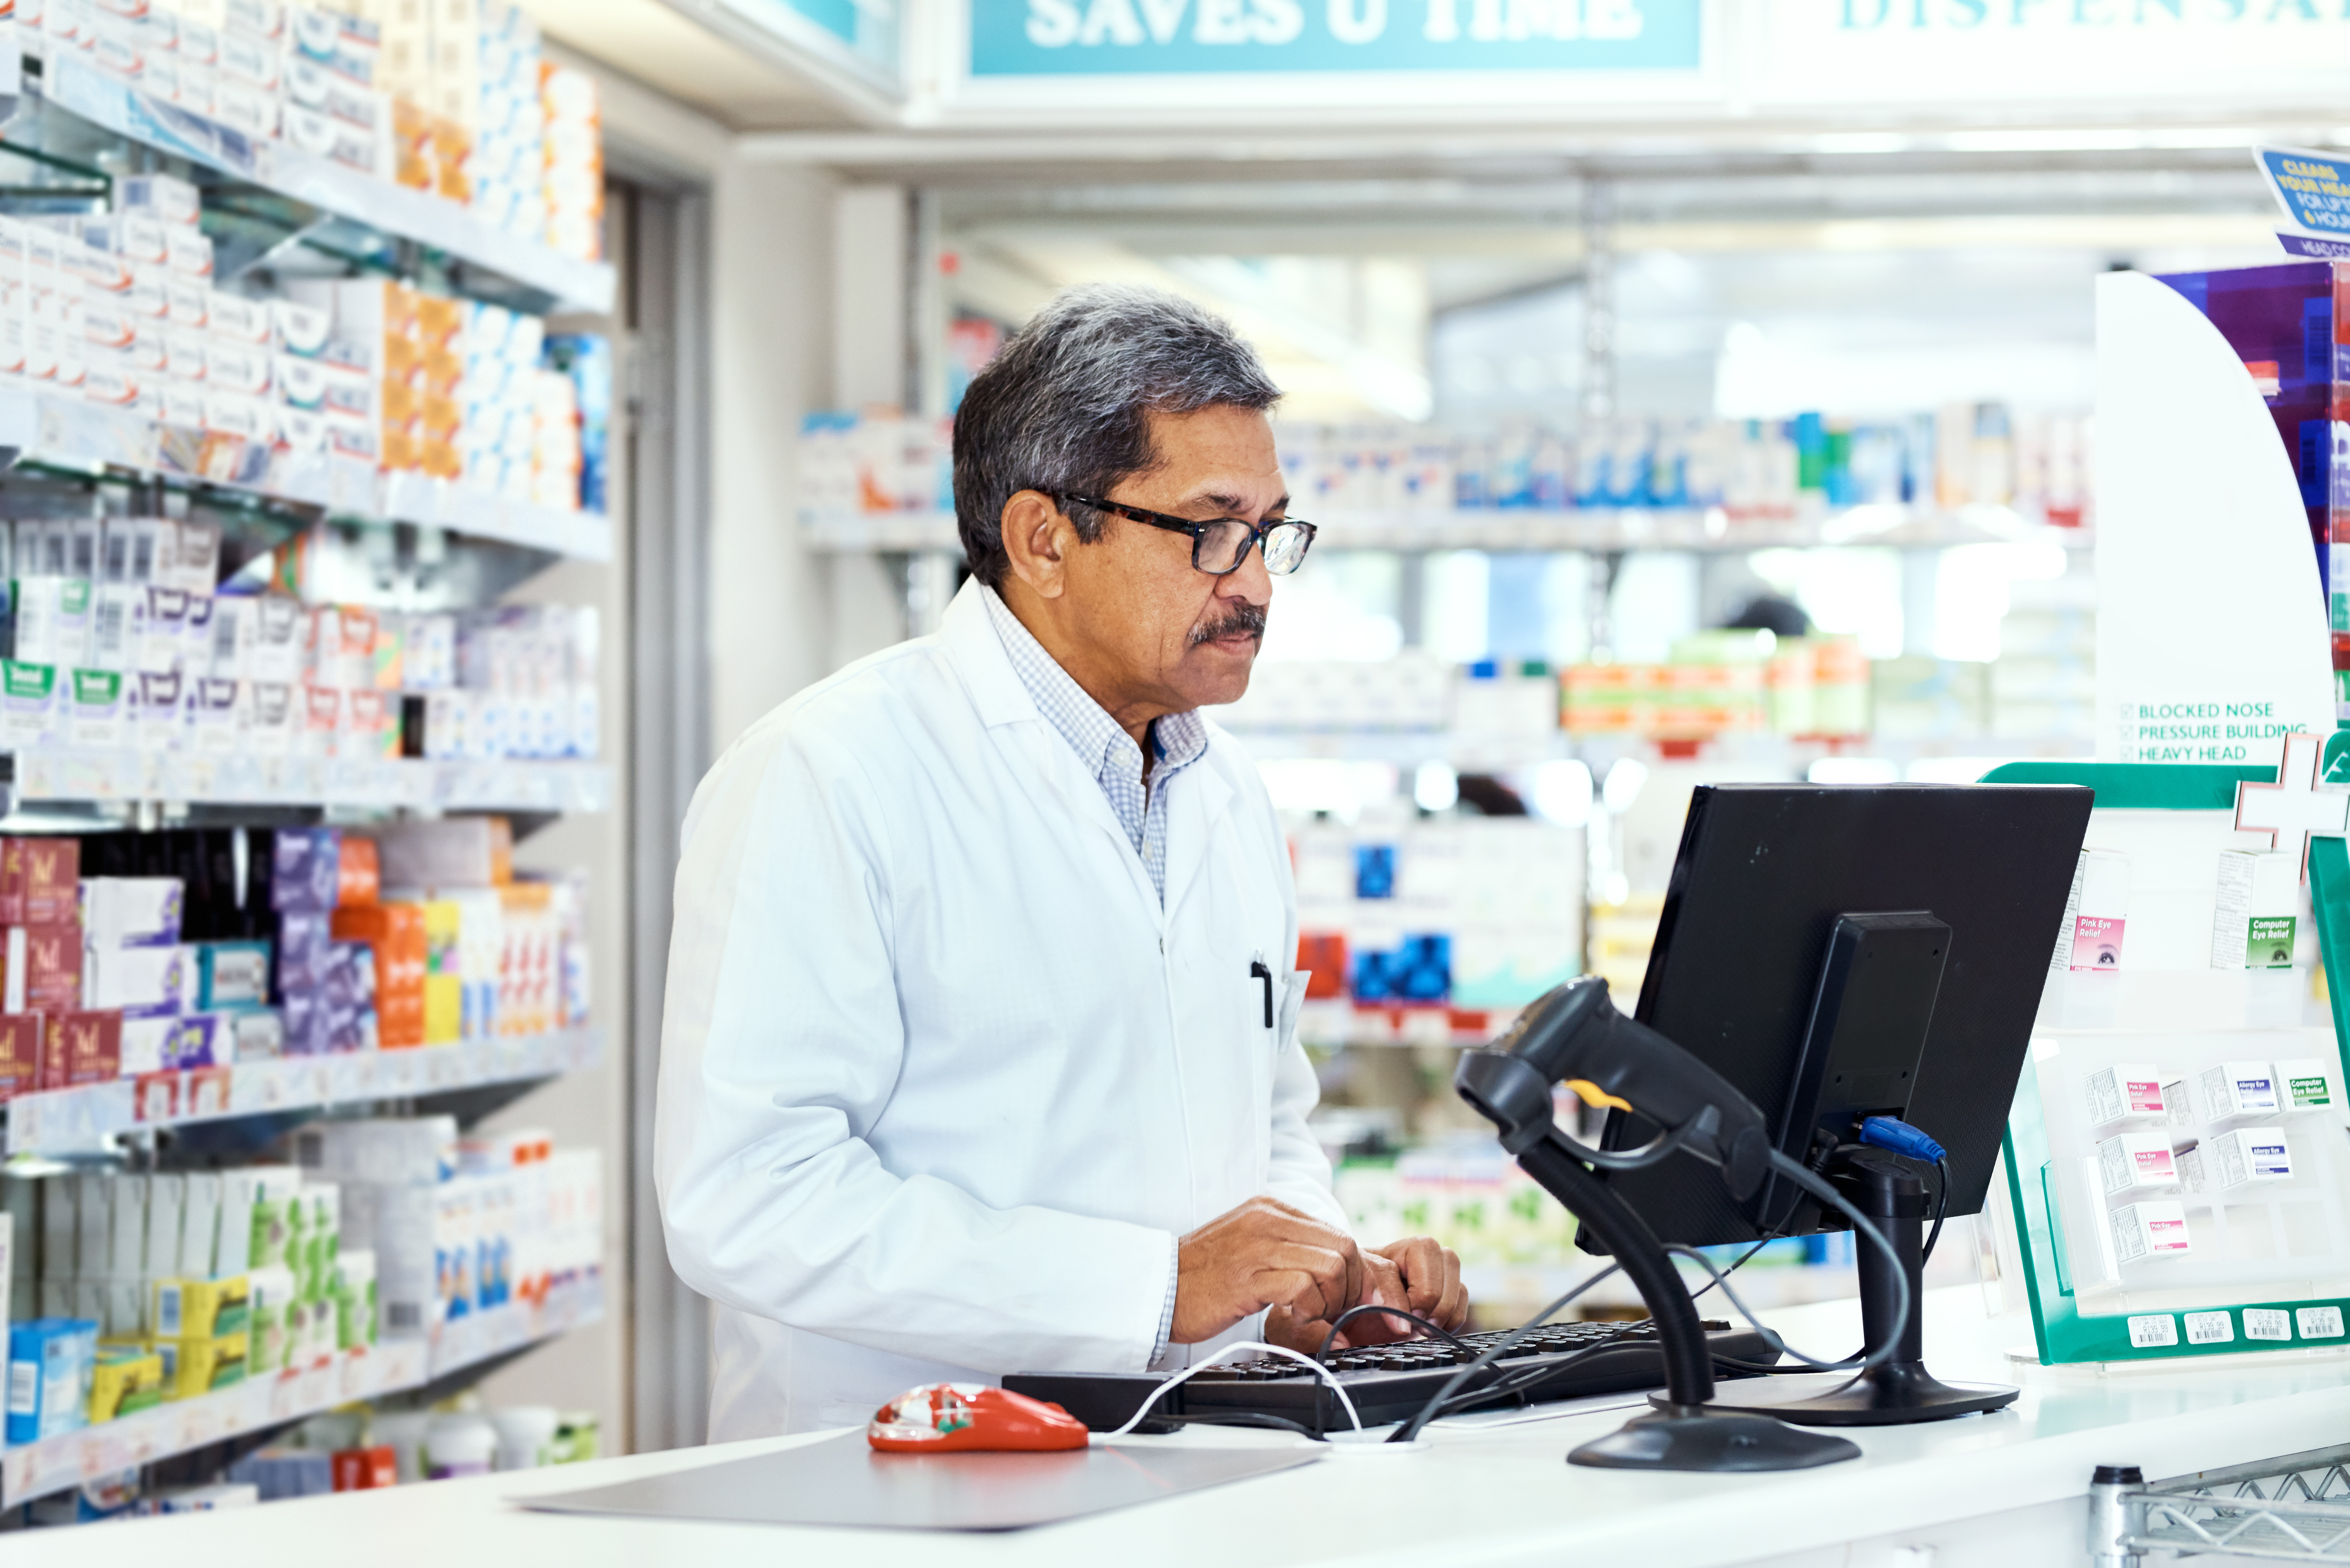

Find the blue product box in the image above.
[
  {"left": 196, "top": 939, "right": 273, "bottom": 1011},
  {"left": 7, "top": 1318, "right": 97, "bottom": 1445},
  {"left": 269, "top": 827, "right": 341, "bottom": 914}
]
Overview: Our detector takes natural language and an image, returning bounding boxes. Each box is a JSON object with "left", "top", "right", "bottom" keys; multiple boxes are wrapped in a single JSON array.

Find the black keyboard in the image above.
[{"left": 1007, "top": 1319, "right": 1780, "bottom": 1436}]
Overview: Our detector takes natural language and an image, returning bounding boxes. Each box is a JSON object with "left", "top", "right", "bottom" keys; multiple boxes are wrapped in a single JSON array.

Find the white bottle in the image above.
[{"left": 425, "top": 1413, "right": 497, "bottom": 1480}]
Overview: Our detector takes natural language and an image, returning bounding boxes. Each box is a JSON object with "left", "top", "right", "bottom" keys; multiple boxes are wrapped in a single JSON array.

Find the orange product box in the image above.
[
  {"left": 39, "top": 1010, "right": 119, "bottom": 1089},
  {"left": 0, "top": 837, "right": 80, "bottom": 926},
  {"left": 333, "top": 1447, "right": 398, "bottom": 1491},
  {"left": 0, "top": 1013, "right": 40, "bottom": 1099},
  {"left": 380, "top": 423, "right": 420, "bottom": 472},
  {"left": 6, "top": 924, "right": 81, "bottom": 1015},
  {"left": 344, "top": 689, "right": 402, "bottom": 758},
  {"left": 334, "top": 901, "right": 427, "bottom": 1047},
  {"left": 1295, "top": 932, "right": 1348, "bottom": 1000},
  {"left": 430, "top": 117, "right": 472, "bottom": 202},
  {"left": 337, "top": 835, "right": 381, "bottom": 908},
  {"left": 419, "top": 435, "right": 462, "bottom": 481},
  {"left": 421, "top": 390, "right": 462, "bottom": 442},
  {"left": 381, "top": 333, "right": 423, "bottom": 389},
  {"left": 415, "top": 294, "right": 461, "bottom": 356}
]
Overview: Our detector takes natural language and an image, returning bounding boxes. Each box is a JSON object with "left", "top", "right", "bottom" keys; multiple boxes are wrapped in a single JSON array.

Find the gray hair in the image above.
[{"left": 952, "top": 283, "right": 1282, "bottom": 589}]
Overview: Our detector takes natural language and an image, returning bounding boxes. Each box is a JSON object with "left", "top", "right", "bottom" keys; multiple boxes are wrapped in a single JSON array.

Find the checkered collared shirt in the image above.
[{"left": 982, "top": 585, "right": 1209, "bottom": 906}]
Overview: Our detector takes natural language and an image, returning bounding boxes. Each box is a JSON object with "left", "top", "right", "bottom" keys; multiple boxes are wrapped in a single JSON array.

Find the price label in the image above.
[{"left": 2128, "top": 1314, "right": 2179, "bottom": 1349}]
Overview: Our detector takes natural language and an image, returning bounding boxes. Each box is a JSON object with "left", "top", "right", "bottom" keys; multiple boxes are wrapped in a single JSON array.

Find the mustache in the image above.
[{"left": 1191, "top": 601, "right": 1268, "bottom": 646}]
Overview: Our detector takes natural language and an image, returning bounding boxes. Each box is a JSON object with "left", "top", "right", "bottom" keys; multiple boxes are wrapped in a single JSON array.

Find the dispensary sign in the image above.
[{"left": 967, "top": 0, "right": 1703, "bottom": 72}]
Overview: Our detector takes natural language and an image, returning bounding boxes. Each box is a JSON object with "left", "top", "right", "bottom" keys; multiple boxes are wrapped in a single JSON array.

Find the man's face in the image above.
[{"left": 1057, "top": 403, "right": 1285, "bottom": 715}]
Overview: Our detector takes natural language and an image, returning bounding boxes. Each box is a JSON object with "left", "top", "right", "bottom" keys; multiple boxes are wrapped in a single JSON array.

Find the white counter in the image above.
[{"left": 16, "top": 1286, "right": 2350, "bottom": 1568}]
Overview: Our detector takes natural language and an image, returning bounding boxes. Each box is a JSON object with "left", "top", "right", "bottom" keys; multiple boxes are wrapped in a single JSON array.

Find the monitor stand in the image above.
[{"left": 1663, "top": 1151, "right": 2019, "bottom": 1426}]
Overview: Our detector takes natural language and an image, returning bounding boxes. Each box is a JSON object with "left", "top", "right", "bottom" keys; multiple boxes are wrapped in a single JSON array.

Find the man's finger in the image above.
[
  {"left": 1259, "top": 1244, "right": 1353, "bottom": 1320},
  {"left": 1383, "top": 1238, "right": 1447, "bottom": 1314},
  {"left": 1434, "top": 1248, "right": 1468, "bottom": 1330}
]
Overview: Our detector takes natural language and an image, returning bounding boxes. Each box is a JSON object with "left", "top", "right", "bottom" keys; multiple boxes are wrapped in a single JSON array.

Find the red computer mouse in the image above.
[{"left": 867, "top": 1383, "right": 1090, "bottom": 1453}]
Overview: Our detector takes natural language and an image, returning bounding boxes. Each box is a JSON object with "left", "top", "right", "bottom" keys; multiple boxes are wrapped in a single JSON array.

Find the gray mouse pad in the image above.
[{"left": 517, "top": 1432, "right": 1321, "bottom": 1531}]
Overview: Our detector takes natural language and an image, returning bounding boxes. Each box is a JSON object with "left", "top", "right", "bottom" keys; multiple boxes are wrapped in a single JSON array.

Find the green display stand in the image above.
[{"left": 1981, "top": 760, "right": 2350, "bottom": 1365}]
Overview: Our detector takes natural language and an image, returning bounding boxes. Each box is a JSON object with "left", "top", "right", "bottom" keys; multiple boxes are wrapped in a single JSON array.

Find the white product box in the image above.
[
  {"left": 2274, "top": 1057, "right": 2336, "bottom": 1115},
  {"left": 2199, "top": 1061, "right": 2282, "bottom": 1124},
  {"left": 2085, "top": 1063, "right": 2168, "bottom": 1128},
  {"left": 2112, "top": 1200, "right": 2192, "bottom": 1264},
  {"left": 119, "top": 1013, "right": 178, "bottom": 1075},
  {"left": 2208, "top": 1126, "right": 2293, "bottom": 1189},
  {"left": 2098, "top": 1132, "right": 2179, "bottom": 1196},
  {"left": 85, "top": 942, "right": 193, "bottom": 1016},
  {"left": 82, "top": 876, "right": 184, "bottom": 948}
]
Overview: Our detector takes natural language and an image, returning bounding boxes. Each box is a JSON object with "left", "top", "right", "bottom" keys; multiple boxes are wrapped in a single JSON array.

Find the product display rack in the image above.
[
  {"left": 0, "top": 33, "right": 620, "bottom": 1516},
  {"left": 0, "top": 389, "right": 612, "bottom": 563},
  {"left": 28, "top": 52, "right": 616, "bottom": 317},
  {"left": 801, "top": 505, "right": 2095, "bottom": 556},
  {"left": 0, "top": 1272, "right": 605, "bottom": 1509},
  {"left": 5, "top": 749, "right": 611, "bottom": 815},
  {"left": 4, "top": 1025, "right": 602, "bottom": 1158}
]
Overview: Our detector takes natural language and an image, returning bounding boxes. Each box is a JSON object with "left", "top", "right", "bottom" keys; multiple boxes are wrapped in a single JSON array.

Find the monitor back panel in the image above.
[{"left": 1607, "top": 782, "right": 2093, "bottom": 1247}]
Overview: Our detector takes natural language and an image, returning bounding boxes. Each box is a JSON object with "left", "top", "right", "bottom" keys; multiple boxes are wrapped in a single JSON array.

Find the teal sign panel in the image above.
[{"left": 969, "top": 0, "right": 1703, "bottom": 73}]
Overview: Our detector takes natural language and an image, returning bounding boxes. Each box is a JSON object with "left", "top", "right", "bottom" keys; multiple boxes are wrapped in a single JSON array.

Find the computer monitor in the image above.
[
  {"left": 1598, "top": 782, "right": 2092, "bottom": 1245},
  {"left": 1591, "top": 781, "right": 2092, "bottom": 1423}
]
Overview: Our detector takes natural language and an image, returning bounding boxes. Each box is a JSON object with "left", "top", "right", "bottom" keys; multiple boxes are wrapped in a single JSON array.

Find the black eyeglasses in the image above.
[{"left": 1059, "top": 494, "right": 1318, "bottom": 577}]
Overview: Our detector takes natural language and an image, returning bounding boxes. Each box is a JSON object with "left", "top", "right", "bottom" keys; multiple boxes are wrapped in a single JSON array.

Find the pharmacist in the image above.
[{"left": 658, "top": 283, "right": 1467, "bottom": 1439}]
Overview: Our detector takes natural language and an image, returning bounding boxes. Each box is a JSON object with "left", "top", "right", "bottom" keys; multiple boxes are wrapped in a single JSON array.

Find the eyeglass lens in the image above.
[{"left": 1194, "top": 519, "right": 1313, "bottom": 576}]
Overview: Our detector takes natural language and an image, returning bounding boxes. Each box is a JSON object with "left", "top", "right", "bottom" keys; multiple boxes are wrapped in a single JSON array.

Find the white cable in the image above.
[{"left": 1100, "top": 1341, "right": 1363, "bottom": 1439}]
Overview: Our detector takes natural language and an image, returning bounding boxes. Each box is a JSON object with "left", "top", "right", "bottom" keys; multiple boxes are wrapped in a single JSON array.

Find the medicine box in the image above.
[
  {"left": 2086, "top": 1063, "right": 2168, "bottom": 1127},
  {"left": 2209, "top": 1127, "right": 2294, "bottom": 1189},
  {"left": 171, "top": 1331, "right": 248, "bottom": 1399},
  {"left": 7, "top": 1317, "right": 97, "bottom": 1443},
  {"left": 2200, "top": 1061, "right": 2282, "bottom": 1123},
  {"left": 2099, "top": 1133, "right": 2178, "bottom": 1195},
  {"left": 2275, "top": 1057, "right": 2336, "bottom": 1114},
  {"left": 154, "top": 1274, "right": 250, "bottom": 1341},
  {"left": 2112, "top": 1200, "right": 2193, "bottom": 1264},
  {"left": 80, "top": 876, "right": 184, "bottom": 948},
  {"left": 2212, "top": 849, "right": 2301, "bottom": 969},
  {"left": 89, "top": 1343, "right": 165, "bottom": 1422}
]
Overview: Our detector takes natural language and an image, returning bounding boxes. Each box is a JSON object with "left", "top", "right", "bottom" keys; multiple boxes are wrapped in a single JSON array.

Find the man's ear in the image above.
[{"left": 1000, "top": 490, "right": 1073, "bottom": 600}]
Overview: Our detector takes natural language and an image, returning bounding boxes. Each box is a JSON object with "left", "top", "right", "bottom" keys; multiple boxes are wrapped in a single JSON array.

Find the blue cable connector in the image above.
[{"left": 1858, "top": 1115, "right": 1946, "bottom": 1164}]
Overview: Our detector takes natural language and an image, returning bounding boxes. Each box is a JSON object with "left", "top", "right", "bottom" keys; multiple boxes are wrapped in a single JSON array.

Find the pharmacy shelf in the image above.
[
  {"left": 801, "top": 507, "right": 2094, "bottom": 556},
  {"left": 1228, "top": 728, "right": 2094, "bottom": 772},
  {"left": 34, "top": 54, "right": 616, "bottom": 317},
  {"left": 5, "top": 1027, "right": 602, "bottom": 1158},
  {"left": 0, "top": 1272, "right": 605, "bottom": 1507},
  {"left": 8, "top": 749, "right": 612, "bottom": 815},
  {"left": 0, "top": 390, "right": 614, "bottom": 563}
]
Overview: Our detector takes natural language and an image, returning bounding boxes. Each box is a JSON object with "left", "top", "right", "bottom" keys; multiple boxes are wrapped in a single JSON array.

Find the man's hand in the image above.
[
  {"left": 1264, "top": 1236, "right": 1468, "bottom": 1354},
  {"left": 1172, "top": 1197, "right": 1366, "bottom": 1345}
]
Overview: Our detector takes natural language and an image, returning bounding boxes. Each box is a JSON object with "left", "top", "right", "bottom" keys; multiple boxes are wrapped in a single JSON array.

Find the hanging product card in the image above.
[{"left": 2254, "top": 147, "right": 2350, "bottom": 261}]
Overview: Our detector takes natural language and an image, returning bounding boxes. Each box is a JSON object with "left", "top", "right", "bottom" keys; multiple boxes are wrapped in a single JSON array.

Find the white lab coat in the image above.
[{"left": 657, "top": 578, "right": 1343, "bottom": 1441}]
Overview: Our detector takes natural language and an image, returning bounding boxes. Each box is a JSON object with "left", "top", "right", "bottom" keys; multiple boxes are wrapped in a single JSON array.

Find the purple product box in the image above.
[
  {"left": 169, "top": 1013, "right": 230, "bottom": 1069},
  {"left": 327, "top": 1002, "right": 376, "bottom": 1053},
  {"left": 270, "top": 826, "right": 342, "bottom": 913},
  {"left": 278, "top": 988, "right": 327, "bottom": 1057},
  {"left": 275, "top": 912, "right": 332, "bottom": 995}
]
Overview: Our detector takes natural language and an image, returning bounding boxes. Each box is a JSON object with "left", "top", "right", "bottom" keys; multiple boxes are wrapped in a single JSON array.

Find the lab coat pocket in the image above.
[{"left": 1277, "top": 970, "right": 1309, "bottom": 1051}]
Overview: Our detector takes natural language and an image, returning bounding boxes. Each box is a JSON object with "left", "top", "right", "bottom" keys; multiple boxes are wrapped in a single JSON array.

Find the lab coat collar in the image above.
[
  {"left": 942, "top": 577, "right": 1045, "bottom": 730},
  {"left": 943, "top": 577, "right": 1163, "bottom": 911}
]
